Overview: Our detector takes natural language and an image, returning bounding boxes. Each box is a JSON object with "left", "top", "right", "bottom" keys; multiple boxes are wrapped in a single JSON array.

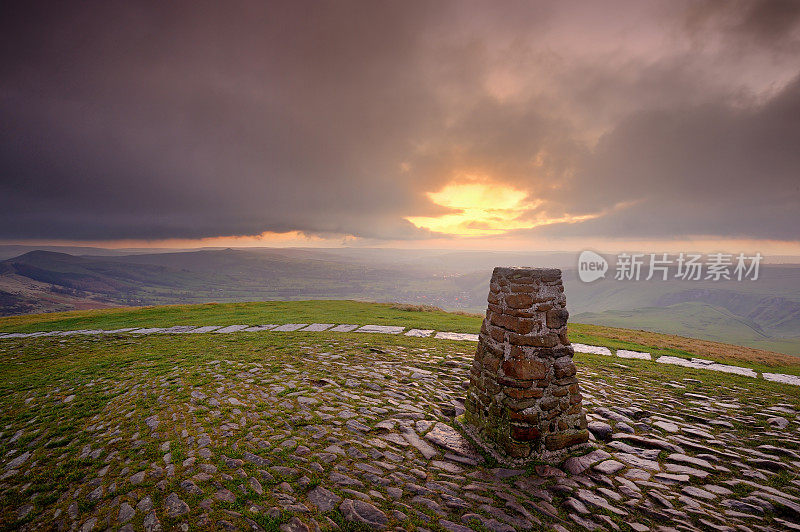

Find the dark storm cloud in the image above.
[
  {"left": 685, "top": 0, "right": 800, "bottom": 48},
  {"left": 1, "top": 0, "right": 799, "bottom": 242},
  {"left": 0, "top": 1, "right": 450, "bottom": 240},
  {"left": 534, "top": 73, "right": 800, "bottom": 240}
]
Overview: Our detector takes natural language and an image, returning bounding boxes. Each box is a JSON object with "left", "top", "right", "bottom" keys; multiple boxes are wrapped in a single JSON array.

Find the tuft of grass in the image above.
[{"left": 389, "top": 303, "right": 443, "bottom": 312}]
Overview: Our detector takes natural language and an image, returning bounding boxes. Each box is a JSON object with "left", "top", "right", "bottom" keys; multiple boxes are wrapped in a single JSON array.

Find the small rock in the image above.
[
  {"left": 280, "top": 517, "right": 310, "bottom": 532},
  {"left": 118, "top": 502, "right": 135, "bottom": 523},
  {"left": 215, "top": 489, "right": 237, "bottom": 503},
  {"left": 339, "top": 499, "right": 388, "bottom": 529},
  {"left": 5, "top": 451, "right": 31, "bottom": 470},
  {"left": 308, "top": 486, "right": 342, "bottom": 513},
  {"left": 593, "top": 460, "right": 625, "bottom": 475},
  {"left": 144, "top": 415, "right": 159, "bottom": 431},
  {"left": 165, "top": 492, "right": 190, "bottom": 517},
  {"left": 587, "top": 421, "right": 613, "bottom": 442},
  {"left": 143, "top": 511, "right": 162, "bottom": 532}
]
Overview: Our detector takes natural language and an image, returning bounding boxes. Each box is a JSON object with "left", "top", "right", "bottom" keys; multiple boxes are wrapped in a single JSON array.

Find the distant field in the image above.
[
  {"left": 1, "top": 300, "right": 798, "bottom": 374},
  {"left": 574, "top": 301, "right": 800, "bottom": 356}
]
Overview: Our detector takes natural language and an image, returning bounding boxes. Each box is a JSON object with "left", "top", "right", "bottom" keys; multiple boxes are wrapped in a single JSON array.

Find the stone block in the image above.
[
  {"left": 546, "top": 309, "right": 569, "bottom": 329},
  {"left": 501, "top": 358, "right": 548, "bottom": 381},
  {"left": 511, "top": 424, "right": 541, "bottom": 441}
]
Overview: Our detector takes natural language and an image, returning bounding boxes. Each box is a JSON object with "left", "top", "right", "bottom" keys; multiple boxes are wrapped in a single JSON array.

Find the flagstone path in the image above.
[{"left": 1, "top": 324, "right": 797, "bottom": 387}]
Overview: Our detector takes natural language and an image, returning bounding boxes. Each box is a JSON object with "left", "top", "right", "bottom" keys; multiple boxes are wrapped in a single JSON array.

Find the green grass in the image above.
[
  {"left": 1, "top": 300, "right": 799, "bottom": 374},
  {"left": 0, "top": 300, "right": 483, "bottom": 334}
]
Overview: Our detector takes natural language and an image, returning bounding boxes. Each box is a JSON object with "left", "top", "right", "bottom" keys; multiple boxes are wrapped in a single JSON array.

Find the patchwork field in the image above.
[{"left": 0, "top": 302, "right": 799, "bottom": 531}]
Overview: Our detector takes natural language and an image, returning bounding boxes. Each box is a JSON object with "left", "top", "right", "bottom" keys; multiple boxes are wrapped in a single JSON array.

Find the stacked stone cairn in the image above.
[{"left": 464, "top": 267, "right": 589, "bottom": 463}]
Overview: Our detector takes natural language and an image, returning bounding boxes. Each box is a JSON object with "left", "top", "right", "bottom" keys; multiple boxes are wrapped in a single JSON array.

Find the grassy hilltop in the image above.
[{"left": 1, "top": 301, "right": 799, "bottom": 531}]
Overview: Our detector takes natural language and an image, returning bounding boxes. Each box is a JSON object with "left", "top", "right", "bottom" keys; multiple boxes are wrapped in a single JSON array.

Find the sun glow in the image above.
[{"left": 406, "top": 180, "right": 597, "bottom": 237}]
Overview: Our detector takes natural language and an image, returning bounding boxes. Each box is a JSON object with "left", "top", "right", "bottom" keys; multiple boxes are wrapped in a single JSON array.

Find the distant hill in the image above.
[
  {"left": 565, "top": 272, "right": 800, "bottom": 355},
  {"left": 1, "top": 247, "right": 798, "bottom": 355},
  {"left": 0, "top": 248, "right": 486, "bottom": 316}
]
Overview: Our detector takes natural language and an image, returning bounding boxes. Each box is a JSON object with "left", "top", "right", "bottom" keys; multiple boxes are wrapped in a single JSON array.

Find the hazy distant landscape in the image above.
[{"left": 1, "top": 246, "right": 798, "bottom": 356}]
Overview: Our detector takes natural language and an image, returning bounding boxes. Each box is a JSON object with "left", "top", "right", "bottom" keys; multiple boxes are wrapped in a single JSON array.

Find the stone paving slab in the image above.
[
  {"left": 130, "top": 327, "right": 167, "bottom": 334},
  {"left": 186, "top": 325, "right": 222, "bottom": 334},
  {"left": 212, "top": 325, "right": 250, "bottom": 333},
  {"left": 330, "top": 324, "right": 360, "bottom": 332},
  {"left": 241, "top": 325, "right": 278, "bottom": 332},
  {"left": 434, "top": 332, "right": 479, "bottom": 341},
  {"left": 56, "top": 330, "right": 84, "bottom": 336},
  {"left": 703, "top": 363, "right": 757, "bottom": 378},
  {"left": 763, "top": 372, "right": 800, "bottom": 386},
  {"left": 572, "top": 343, "right": 613, "bottom": 356},
  {"left": 272, "top": 323, "right": 309, "bottom": 332},
  {"left": 355, "top": 325, "right": 405, "bottom": 334},
  {"left": 405, "top": 329, "right": 434, "bottom": 337},
  {"left": 657, "top": 355, "right": 706, "bottom": 369},
  {"left": 301, "top": 323, "right": 335, "bottom": 332},
  {"left": 616, "top": 349, "right": 652, "bottom": 360},
  {"left": 656, "top": 356, "right": 758, "bottom": 378},
  {"left": 160, "top": 326, "right": 198, "bottom": 334}
]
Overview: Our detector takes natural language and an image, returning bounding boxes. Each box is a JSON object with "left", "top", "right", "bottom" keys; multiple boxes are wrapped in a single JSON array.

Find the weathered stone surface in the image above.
[
  {"left": 563, "top": 449, "right": 612, "bottom": 475},
  {"left": 118, "top": 502, "right": 135, "bottom": 523},
  {"left": 307, "top": 486, "right": 341, "bottom": 512},
  {"left": 355, "top": 325, "right": 404, "bottom": 334},
  {"left": 213, "top": 324, "right": 249, "bottom": 333},
  {"left": 501, "top": 358, "right": 548, "bottom": 380},
  {"left": 593, "top": 459, "right": 625, "bottom": 475},
  {"left": 339, "top": 499, "right": 388, "bottom": 529},
  {"left": 616, "top": 349, "right": 651, "bottom": 360},
  {"left": 405, "top": 329, "right": 434, "bottom": 337},
  {"left": 465, "top": 267, "right": 587, "bottom": 464},
  {"left": 164, "top": 492, "right": 189, "bottom": 517},
  {"left": 424, "top": 422, "right": 478, "bottom": 458},
  {"left": 545, "top": 430, "right": 589, "bottom": 451},
  {"left": 587, "top": 420, "right": 613, "bottom": 441},
  {"left": 4, "top": 451, "right": 30, "bottom": 470},
  {"left": 272, "top": 323, "right": 308, "bottom": 332}
]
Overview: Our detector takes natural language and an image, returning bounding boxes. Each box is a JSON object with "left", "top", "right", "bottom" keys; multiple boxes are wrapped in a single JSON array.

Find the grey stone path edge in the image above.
[{"left": 1, "top": 323, "right": 798, "bottom": 386}]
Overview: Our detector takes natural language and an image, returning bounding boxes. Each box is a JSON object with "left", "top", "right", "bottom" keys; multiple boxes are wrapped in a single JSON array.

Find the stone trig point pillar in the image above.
[{"left": 463, "top": 267, "right": 588, "bottom": 463}]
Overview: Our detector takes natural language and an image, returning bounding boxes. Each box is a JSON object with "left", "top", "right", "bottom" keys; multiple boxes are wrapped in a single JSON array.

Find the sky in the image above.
[{"left": 1, "top": 0, "right": 799, "bottom": 254}]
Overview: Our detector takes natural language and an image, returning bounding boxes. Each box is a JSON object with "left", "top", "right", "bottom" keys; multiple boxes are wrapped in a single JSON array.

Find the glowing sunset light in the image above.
[{"left": 406, "top": 181, "right": 598, "bottom": 237}]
